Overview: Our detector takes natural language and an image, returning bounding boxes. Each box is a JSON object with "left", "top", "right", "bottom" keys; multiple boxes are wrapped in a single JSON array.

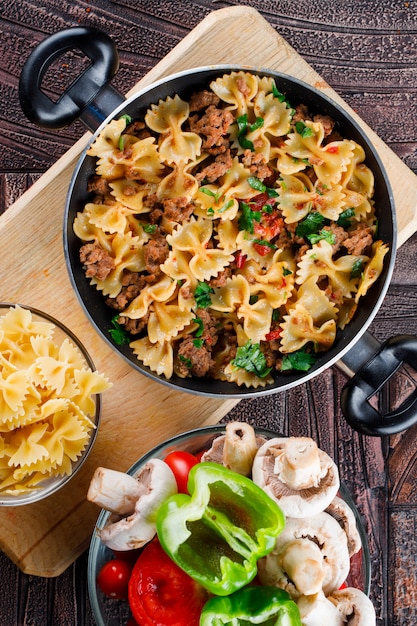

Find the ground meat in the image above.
[
  {"left": 124, "top": 120, "right": 151, "bottom": 139},
  {"left": 209, "top": 267, "right": 232, "bottom": 288},
  {"left": 292, "top": 103, "right": 310, "bottom": 123},
  {"left": 143, "top": 235, "right": 169, "bottom": 276},
  {"left": 242, "top": 150, "right": 273, "bottom": 180},
  {"left": 343, "top": 224, "right": 374, "bottom": 255},
  {"left": 324, "top": 223, "right": 349, "bottom": 253},
  {"left": 189, "top": 105, "right": 234, "bottom": 154},
  {"left": 177, "top": 336, "right": 215, "bottom": 377},
  {"left": 260, "top": 341, "right": 280, "bottom": 369},
  {"left": 117, "top": 311, "right": 150, "bottom": 335},
  {"left": 80, "top": 243, "right": 115, "bottom": 280},
  {"left": 189, "top": 90, "right": 220, "bottom": 112},
  {"left": 196, "top": 150, "right": 233, "bottom": 183},
  {"left": 313, "top": 114, "right": 335, "bottom": 137},
  {"left": 87, "top": 175, "right": 110, "bottom": 197},
  {"left": 105, "top": 271, "right": 147, "bottom": 310},
  {"left": 162, "top": 196, "right": 194, "bottom": 222},
  {"left": 236, "top": 75, "right": 252, "bottom": 97}
]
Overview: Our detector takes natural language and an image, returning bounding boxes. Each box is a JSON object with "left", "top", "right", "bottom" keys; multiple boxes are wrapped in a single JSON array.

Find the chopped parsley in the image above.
[
  {"left": 350, "top": 258, "right": 364, "bottom": 279},
  {"left": 194, "top": 281, "right": 214, "bottom": 308},
  {"left": 295, "top": 121, "right": 314, "bottom": 138},
  {"left": 236, "top": 114, "right": 264, "bottom": 151},
  {"left": 337, "top": 207, "right": 356, "bottom": 229},
  {"left": 232, "top": 341, "right": 272, "bottom": 378},
  {"left": 108, "top": 316, "right": 130, "bottom": 346},
  {"left": 253, "top": 238, "right": 277, "bottom": 250},
  {"left": 143, "top": 223, "right": 157, "bottom": 234},
  {"left": 281, "top": 348, "right": 316, "bottom": 372},
  {"left": 193, "top": 316, "right": 204, "bottom": 337},
  {"left": 296, "top": 212, "right": 326, "bottom": 238},
  {"left": 193, "top": 338, "right": 204, "bottom": 349},
  {"left": 200, "top": 186, "right": 222, "bottom": 202},
  {"left": 307, "top": 229, "right": 336, "bottom": 245},
  {"left": 248, "top": 176, "right": 279, "bottom": 199},
  {"left": 239, "top": 201, "right": 262, "bottom": 233},
  {"left": 179, "top": 354, "right": 192, "bottom": 368}
]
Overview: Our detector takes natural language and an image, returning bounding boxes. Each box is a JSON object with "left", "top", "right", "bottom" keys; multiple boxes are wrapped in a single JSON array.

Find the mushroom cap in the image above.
[
  {"left": 297, "top": 591, "right": 345, "bottom": 626},
  {"left": 252, "top": 437, "right": 340, "bottom": 518},
  {"left": 328, "top": 587, "right": 376, "bottom": 625},
  {"left": 325, "top": 495, "right": 362, "bottom": 557},
  {"left": 97, "top": 458, "right": 177, "bottom": 551},
  {"left": 257, "top": 511, "right": 350, "bottom": 598},
  {"left": 202, "top": 421, "right": 266, "bottom": 475}
]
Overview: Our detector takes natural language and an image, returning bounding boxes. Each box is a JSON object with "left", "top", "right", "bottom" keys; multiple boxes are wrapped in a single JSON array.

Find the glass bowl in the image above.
[
  {"left": 88, "top": 425, "right": 371, "bottom": 625},
  {"left": 0, "top": 303, "right": 101, "bottom": 506}
]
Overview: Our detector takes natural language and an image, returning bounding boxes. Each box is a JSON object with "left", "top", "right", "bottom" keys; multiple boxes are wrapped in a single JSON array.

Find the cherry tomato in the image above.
[
  {"left": 97, "top": 558, "right": 133, "bottom": 599},
  {"left": 128, "top": 538, "right": 209, "bottom": 626},
  {"left": 164, "top": 450, "right": 198, "bottom": 493}
]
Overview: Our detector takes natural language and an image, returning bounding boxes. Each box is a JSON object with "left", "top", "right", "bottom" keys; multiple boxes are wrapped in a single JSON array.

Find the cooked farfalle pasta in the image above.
[
  {"left": 0, "top": 306, "right": 111, "bottom": 495},
  {"left": 75, "top": 71, "right": 389, "bottom": 387}
]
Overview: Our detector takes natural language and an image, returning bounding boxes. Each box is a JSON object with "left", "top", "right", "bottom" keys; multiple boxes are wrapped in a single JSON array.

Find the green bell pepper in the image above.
[
  {"left": 200, "top": 586, "right": 302, "bottom": 625},
  {"left": 156, "top": 462, "right": 285, "bottom": 596}
]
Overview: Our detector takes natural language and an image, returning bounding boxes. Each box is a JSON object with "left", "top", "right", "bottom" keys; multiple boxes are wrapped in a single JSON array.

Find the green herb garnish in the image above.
[
  {"left": 296, "top": 212, "right": 326, "bottom": 238},
  {"left": 337, "top": 207, "right": 356, "bottom": 229},
  {"left": 179, "top": 355, "right": 192, "bottom": 368},
  {"left": 239, "top": 201, "right": 262, "bottom": 233},
  {"left": 281, "top": 348, "right": 316, "bottom": 372},
  {"left": 193, "top": 317, "right": 204, "bottom": 337},
  {"left": 236, "top": 114, "right": 264, "bottom": 151},
  {"left": 194, "top": 281, "right": 214, "bottom": 308},
  {"left": 248, "top": 176, "right": 267, "bottom": 193},
  {"left": 350, "top": 258, "right": 364, "bottom": 279},
  {"left": 307, "top": 229, "right": 336, "bottom": 245},
  {"left": 143, "top": 223, "right": 157, "bottom": 234},
  {"left": 232, "top": 341, "right": 272, "bottom": 378},
  {"left": 295, "top": 121, "right": 314, "bottom": 138},
  {"left": 193, "top": 338, "right": 204, "bottom": 349},
  {"left": 108, "top": 316, "right": 130, "bottom": 346}
]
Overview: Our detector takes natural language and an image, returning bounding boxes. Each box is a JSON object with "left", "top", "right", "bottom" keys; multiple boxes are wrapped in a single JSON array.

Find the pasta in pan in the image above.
[
  {"left": 0, "top": 306, "right": 111, "bottom": 495},
  {"left": 74, "top": 71, "right": 388, "bottom": 387}
]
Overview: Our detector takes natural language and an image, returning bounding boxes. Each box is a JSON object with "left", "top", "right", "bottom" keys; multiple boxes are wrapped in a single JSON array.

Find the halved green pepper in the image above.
[
  {"left": 156, "top": 462, "right": 285, "bottom": 596},
  {"left": 200, "top": 586, "right": 302, "bottom": 625}
]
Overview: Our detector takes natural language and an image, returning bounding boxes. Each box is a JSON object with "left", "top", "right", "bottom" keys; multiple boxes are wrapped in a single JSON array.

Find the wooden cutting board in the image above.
[{"left": 1, "top": 6, "right": 417, "bottom": 578}]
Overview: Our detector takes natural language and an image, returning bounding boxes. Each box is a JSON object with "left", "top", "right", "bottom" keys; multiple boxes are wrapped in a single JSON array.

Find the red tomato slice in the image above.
[
  {"left": 97, "top": 558, "right": 133, "bottom": 600},
  {"left": 128, "top": 538, "right": 208, "bottom": 626},
  {"left": 164, "top": 450, "right": 198, "bottom": 493}
]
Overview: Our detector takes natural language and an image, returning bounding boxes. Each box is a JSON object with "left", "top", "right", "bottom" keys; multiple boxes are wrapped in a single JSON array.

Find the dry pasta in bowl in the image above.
[
  {"left": 72, "top": 70, "right": 389, "bottom": 391},
  {"left": 0, "top": 304, "right": 111, "bottom": 505}
]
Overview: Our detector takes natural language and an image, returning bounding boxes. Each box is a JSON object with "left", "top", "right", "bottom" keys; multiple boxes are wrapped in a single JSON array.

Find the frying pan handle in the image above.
[
  {"left": 19, "top": 27, "right": 123, "bottom": 131},
  {"left": 339, "top": 334, "right": 417, "bottom": 436}
]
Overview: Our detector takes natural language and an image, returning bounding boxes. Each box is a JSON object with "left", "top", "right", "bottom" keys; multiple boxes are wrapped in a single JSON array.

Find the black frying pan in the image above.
[{"left": 19, "top": 27, "right": 417, "bottom": 436}]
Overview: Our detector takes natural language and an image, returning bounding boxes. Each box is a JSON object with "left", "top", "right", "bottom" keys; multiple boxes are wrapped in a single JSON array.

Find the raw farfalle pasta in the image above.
[
  {"left": 0, "top": 306, "right": 111, "bottom": 495},
  {"left": 74, "top": 70, "right": 389, "bottom": 387}
]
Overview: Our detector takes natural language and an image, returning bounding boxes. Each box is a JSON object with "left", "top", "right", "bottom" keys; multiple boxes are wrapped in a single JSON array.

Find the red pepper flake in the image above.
[
  {"left": 265, "top": 329, "right": 282, "bottom": 341},
  {"left": 326, "top": 145, "right": 339, "bottom": 154}
]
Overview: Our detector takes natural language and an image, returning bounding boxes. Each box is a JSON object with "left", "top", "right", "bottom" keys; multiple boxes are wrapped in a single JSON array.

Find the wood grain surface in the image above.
[{"left": 1, "top": 1, "right": 417, "bottom": 625}]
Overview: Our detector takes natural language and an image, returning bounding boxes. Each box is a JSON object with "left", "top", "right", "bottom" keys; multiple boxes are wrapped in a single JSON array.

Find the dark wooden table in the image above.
[{"left": 1, "top": 2, "right": 416, "bottom": 624}]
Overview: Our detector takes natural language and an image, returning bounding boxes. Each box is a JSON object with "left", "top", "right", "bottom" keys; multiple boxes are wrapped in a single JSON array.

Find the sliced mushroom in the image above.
[
  {"left": 325, "top": 495, "right": 362, "bottom": 557},
  {"left": 257, "top": 511, "right": 350, "bottom": 599},
  {"left": 252, "top": 437, "right": 340, "bottom": 517},
  {"left": 328, "top": 587, "right": 376, "bottom": 625},
  {"left": 87, "top": 467, "right": 146, "bottom": 515},
  {"left": 202, "top": 421, "right": 265, "bottom": 476},
  {"left": 93, "top": 458, "right": 178, "bottom": 551},
  {"left": 297, "top": 591, "right": 345, "bottom": 626}
]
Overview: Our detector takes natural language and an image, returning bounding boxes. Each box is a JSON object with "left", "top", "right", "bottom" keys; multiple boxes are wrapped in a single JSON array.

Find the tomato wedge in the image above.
[{"left": 128, "top": 538, "right": 209, "bottom": 625}]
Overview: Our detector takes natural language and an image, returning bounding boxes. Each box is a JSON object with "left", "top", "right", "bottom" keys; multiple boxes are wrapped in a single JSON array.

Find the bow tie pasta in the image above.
[
  {"left": 0, "top": 306, "right": 111, "bottom": 495},
  {"left": 74, "top": 71, "right": 389, "bottom": 387}
]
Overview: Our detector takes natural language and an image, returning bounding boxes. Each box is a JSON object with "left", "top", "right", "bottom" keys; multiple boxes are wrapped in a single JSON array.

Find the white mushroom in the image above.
[
  {"left": 297, "top": 591, "right": 345, "bottom": 626},
  {"left": 328, "top": 587, "right": 376, "bottom": 625},
  {"left": 202, "top": 421, "right": 265, "bottom": 476},
  {"left": 257, "top": 511, "right": 350, "bottom": 599},
  {"left": 91, "top": 458, "right": 177, "bottom": 551},
  {"left": 325, "top": 495, "right": 362, "bottom": 557},
  {"left": 87, "top": 467, "right": 145, "bottom": 515},
  {"left": 252, "top": 437, "right": 340, "bottom": 517}
]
